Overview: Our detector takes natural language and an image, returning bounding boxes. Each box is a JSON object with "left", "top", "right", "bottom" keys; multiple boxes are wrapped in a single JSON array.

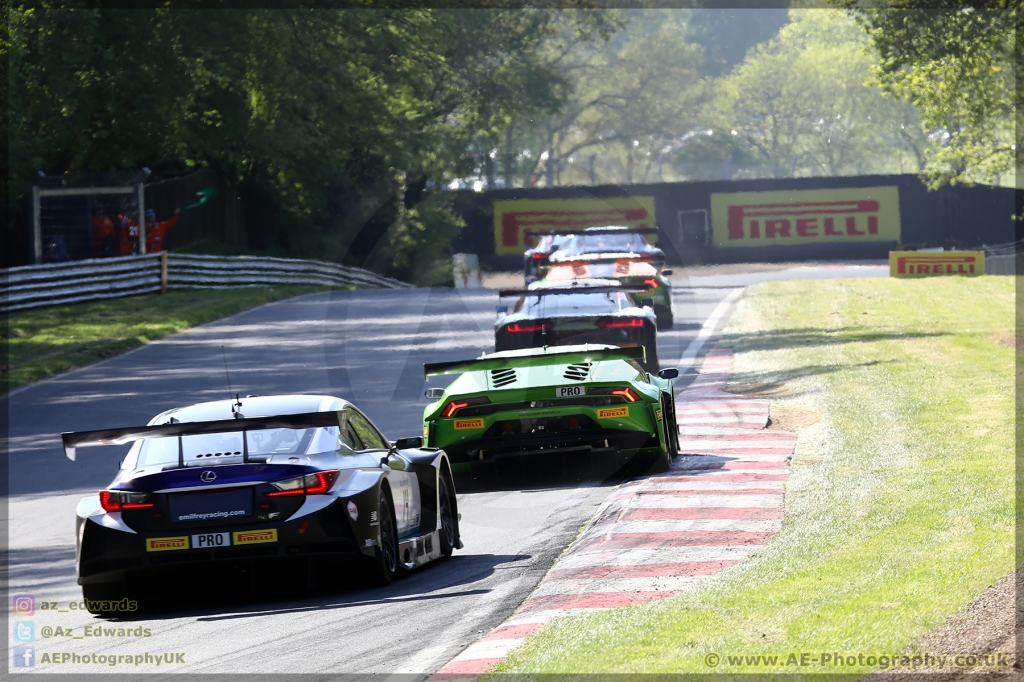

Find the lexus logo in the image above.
[{"left": 199, "top": 471, "right": 217, "bottom": 483}]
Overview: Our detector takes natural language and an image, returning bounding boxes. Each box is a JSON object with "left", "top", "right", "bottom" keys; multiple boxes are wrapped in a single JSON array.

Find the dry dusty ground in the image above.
[{"left": 867, "top": 569, "right": 1019, "bottom": 680}]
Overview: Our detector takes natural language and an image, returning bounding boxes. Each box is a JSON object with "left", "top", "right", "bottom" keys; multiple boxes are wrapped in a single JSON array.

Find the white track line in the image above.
[{"left": 676, "top": 288, "right": 743, "bottom": 370}]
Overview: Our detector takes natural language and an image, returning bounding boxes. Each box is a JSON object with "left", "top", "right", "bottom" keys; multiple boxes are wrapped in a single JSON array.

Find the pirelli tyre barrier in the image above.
[{"left": 889, "top": 251, "right": 985, "bottom": 277}]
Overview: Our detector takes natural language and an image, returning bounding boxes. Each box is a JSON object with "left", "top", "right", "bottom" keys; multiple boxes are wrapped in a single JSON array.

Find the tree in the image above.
[
  {"left": 686, "top": 7, "right": 790, "bottom": 78},
  {"left": 498, "top": 10, "right": 703, "bottom": 187},
  {"left": 690, "top": 10, "right": 929, "bottom": 179},
  {"left": 6, "top": 6, "right": 607, "bottom": 280},
  {"left": 837, "top": 0, "right": 1019, "bottom": 186}
]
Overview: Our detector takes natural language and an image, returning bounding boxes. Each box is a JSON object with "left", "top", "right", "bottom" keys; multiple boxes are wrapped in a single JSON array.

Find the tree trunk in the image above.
[
  {"left": 484, "top": 153, "right": 496, "bottom": 190},
  {"left": 504, "top": 126, "right": 515, "bottom": 188},
  {"left": 223, "top": 179, "right": 244, "bottom": 246}
]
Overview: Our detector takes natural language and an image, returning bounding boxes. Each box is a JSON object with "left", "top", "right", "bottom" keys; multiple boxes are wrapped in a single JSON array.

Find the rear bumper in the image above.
[
  {"left": 77, "top": 497, "right": 371, "bottom": 585},
  {"left": 442, "top": 426, "right": 657, "bottom": 462}
]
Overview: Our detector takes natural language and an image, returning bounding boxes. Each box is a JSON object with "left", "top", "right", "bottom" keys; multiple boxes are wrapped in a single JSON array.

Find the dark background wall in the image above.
[{"left": 451, "top": 174, "right": 1021, "bottom": 270}]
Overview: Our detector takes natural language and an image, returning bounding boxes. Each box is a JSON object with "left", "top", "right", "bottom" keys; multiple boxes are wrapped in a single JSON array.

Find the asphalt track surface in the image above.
[{"left": 4, "top": 261, "right": 886, "bottom": 676}]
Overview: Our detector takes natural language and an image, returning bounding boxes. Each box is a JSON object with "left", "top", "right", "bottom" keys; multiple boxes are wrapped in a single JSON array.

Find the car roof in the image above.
[{"left": 149, "top": 394, "right": 350, "bottom": 425}]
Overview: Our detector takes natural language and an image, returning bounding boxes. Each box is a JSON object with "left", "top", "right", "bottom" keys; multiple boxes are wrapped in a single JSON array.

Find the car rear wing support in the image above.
[
  {"left": 61, "top": 411, "right": 344, "bottom": 461},
  {"left": 424, "top": 345, "right": 646, "bottom": 378}
]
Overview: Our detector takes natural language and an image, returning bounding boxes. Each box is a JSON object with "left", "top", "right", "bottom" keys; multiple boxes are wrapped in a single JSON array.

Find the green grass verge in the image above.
[
  {"left": 495, "top": 276, "right": 1015, "bottom": 677},
  {"left": 3, "top": 286, "right": 332, "bottom": 393}
]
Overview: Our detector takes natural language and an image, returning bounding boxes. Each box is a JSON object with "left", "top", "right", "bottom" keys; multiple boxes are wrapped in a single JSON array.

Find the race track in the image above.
[{"left": 4, "top": 262, "right": 886, "bottom": 675}]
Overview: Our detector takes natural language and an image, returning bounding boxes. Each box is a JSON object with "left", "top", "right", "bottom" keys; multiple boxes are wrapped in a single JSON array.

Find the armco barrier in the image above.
[
  {"left": 984, "top": 254, "right": 1020, "bottom": 275},
  {"left": 1, "top": 253, "right": 411, "bottom": 314}
]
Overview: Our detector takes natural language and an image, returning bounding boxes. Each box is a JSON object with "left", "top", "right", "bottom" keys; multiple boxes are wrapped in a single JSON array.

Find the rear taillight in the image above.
[
  {"left": 597, "top": 318, "right": 645, "bottom": 329},
  {"left": 612, "top": 387, "right": 639, "bottom": 402},
  {"left": 644, "top": 278, "right": 659, "bottom": 289},
  {"left": 99, "top": 490, "right": 154, "bottom": 512},
  {"left": 507, "top": 322, "right": 551, "bottom": 333},
  {"left": 442, "top": 401, "right": 469, "bottom": 417},
  {"left": 531, "top": 253, "right": 547, "bottom": 260},
  {"left": 588, "top": 386, "right": 640, "bottom": 402},
  {"left": 265, "top": 470, "right": 341, "bottom": 497},
  {"left": 441, "top": 395, "right": 490, "bottom": 417}
]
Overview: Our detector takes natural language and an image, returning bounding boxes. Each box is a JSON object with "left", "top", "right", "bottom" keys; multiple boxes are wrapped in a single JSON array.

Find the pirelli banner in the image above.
[
  {"left": 889, "top": 251, "right": 984, "bottom": 277},
  {"left": 710, "top": 187, "right": 901, "bottom": 247},
  {"left": 493, "top": 196, "right": 656, "bottom": 256}
]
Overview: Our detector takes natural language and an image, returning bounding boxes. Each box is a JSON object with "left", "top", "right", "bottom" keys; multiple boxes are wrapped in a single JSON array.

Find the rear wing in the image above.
[
  {"left": 498, "top": 285, "right": 649, "bottom": 298},
  {"left": 525, "top": 227, "right": 658, "bottom": 237},
  {"left": 61, "top": 411, "right": 343, "bottom": 461},
  {"left": 549, "top": 254, "right": 660, "bottom": 266},
  {"left": 424, "top": 345, "right": 646, "bottom": 378}
]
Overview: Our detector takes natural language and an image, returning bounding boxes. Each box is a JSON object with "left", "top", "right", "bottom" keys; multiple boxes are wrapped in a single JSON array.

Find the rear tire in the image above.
[
  {"left": 438, "top": 475, "right": 457, "bottom": 558},
  {"left": 656, "top": 307, "right": 674, "bottom": 330},
  {"left": 366, "top": 489, "right": 398, "bottom": 586}
]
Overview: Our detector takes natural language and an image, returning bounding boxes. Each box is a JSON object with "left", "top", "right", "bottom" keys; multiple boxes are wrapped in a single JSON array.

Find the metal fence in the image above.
[{"left": 1, "top": 253, "right": 412, "bottom": 314}]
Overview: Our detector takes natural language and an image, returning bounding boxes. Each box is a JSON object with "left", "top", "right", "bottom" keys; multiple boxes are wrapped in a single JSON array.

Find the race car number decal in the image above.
[
  {"left": 146, "top": 536, "right": 189, "bottom": 552},
  {"left": 597, "top": 407, "right": 629, "bottom": 419},
  {"left": 454, "top": 418, "right": 485, "bottom": 430},
  {"left": 556, "top": 386, "right": 584, "bottom": 398},
  {"left": 233, "top": 529, "right": 277, "bottom": 545}
]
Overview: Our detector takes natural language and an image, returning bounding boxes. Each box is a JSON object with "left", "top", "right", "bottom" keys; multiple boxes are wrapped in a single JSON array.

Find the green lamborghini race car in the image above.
[{"left": 421, "top": 345, "right": 680, "bottom": 481}]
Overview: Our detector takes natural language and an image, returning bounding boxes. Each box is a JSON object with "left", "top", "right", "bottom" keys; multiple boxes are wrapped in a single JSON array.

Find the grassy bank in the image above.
[
  {"left": 3, "top": 286, "right": 330, "bottom": 393},
  {"left": 497, "top": 276, "right": 1015, "bottom": 677}
]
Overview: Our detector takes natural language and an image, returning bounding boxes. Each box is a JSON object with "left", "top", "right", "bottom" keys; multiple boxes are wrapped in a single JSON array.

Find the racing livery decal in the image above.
[
  {"left": 597, "top": 407, "right": 629, "bottom": 419},
  {"left": 233, "top": 529, "right": 277, "bottom": 545},
  {"left": 889, "top": 251, "right": 984, "bottom": 277},
  {"left": 494, "top": 197, "right": 656, "bottom": 256},
  {"left": 710, "top": 187, "right": 900, "bottom": 247},
  {"left": 454, "top": 418, "right": 485, "bottom": 430},
  {"left": 146, "top": 536, "right": 189, "bottom": 552}
]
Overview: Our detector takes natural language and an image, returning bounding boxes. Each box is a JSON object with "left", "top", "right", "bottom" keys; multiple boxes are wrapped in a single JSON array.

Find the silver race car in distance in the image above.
[
  {"left": 495, "top": 279, "right": 660, "bottom": 372},
  {"left": 63, "top": 394, "right": 461, "bottom": 613}
]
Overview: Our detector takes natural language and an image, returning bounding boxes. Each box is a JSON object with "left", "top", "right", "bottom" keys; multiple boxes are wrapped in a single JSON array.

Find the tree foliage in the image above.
[
  {"left": 7, "top": 6, "right": 611, "bottom": 280},
  {"left": 685, "top": 10, "right": 928, "bottom": 180},
  {"left": 500, "top": 10, "right": 704, "bottom": 187},
  {"left": 686, "top": 8, "right": 789, "bottom": 78},
  {"left": 837, "top": 0, "right": 1019, "bottom": 186}
]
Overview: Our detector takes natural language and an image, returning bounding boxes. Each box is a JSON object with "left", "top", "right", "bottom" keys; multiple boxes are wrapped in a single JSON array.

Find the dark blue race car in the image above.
[{"left": 63, "top": 394, "right": 461, "bottom": 613}]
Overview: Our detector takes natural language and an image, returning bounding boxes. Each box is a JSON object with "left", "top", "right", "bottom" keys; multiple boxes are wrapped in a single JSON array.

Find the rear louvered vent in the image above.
[
  {"left": 490, "top": 368, "right": 518, "bottom": 387},
  {"left": 563, "top": 363, "right": 591, "bottom": 381}
]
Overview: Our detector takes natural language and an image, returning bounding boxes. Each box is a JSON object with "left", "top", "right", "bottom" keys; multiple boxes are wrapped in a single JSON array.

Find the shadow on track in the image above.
[{"left": 88, "top": 551, "right": 532, "bottom": 622}]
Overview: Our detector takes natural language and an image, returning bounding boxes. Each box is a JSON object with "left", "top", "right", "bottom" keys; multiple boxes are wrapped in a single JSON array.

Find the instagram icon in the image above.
[{"left": 12, "top": 594, "right": 35, "bottom": 616}]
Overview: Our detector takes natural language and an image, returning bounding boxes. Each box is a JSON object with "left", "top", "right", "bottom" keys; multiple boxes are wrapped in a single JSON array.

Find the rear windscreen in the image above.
[
  {"left": 515, "top": 291, "right": 634, "bottom": 316},
  {"left": 130, "top": 426, "right": 341, "bottom": 468},
  {"left": 563, "top": 233, "right": 648, "bottom": 255}
]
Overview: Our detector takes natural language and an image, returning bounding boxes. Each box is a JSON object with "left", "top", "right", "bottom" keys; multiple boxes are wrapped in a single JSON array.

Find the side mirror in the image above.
[
  {"left": 658, "top": 368, "right": 679, "bottom": 380},
  {"left": 496, "top": 305, "right": 508, "bottom": 315},
  {"left": 393, "top": 436, "right": 423, "bottom": 450},
  {"left": 661, "top": 269, "right": 674, "bottom": 276},
  {"left": 424, "top": 387, "right": 445, "bottom": 400}
]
